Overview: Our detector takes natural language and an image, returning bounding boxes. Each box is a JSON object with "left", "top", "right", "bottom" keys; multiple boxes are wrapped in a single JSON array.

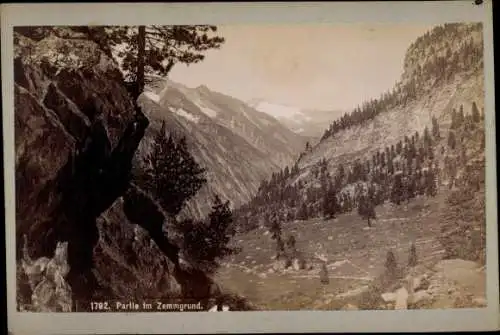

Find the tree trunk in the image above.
[{"left": 137, "top": 25, "right": 146, "bottom": 95}]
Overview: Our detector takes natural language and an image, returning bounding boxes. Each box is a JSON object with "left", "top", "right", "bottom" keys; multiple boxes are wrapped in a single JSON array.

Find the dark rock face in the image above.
[
  {"left": 13, "top": 29, "right": 185, "bottom": 309},
  {"left": 14, "top": 28, "right": 255, "bottom": 312}
]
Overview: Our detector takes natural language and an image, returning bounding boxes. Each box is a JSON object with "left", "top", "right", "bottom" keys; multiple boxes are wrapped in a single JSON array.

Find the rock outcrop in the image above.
[
  {"left": 19, "top": 236, "right": 72, "bottom": 312},
  {"left": 379, "top": 259, "right": 486, "bottom": 310}
]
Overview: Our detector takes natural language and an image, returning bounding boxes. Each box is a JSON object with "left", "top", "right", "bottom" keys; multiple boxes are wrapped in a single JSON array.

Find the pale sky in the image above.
[{"left": 169, "top": 23, "right": 435, "bottom": 111}]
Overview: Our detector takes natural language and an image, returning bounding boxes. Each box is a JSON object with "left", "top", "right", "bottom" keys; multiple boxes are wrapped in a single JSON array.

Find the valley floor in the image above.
[{"left": 215, "top": 187, "right": 486, "bottom": 310}]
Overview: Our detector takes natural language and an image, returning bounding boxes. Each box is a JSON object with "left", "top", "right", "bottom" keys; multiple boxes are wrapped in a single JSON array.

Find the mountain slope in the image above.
[
  {"left": 299, "top": 22, "right": 484, "bottom": 186},
  {"left": 136, "top": 78, "right": 308, "bottom": 219},
  {"left": 236, "top": 23, "right": 484, "bottom": 230},
  {"left": 302, "top": 72, "right": 483, "bottom": 173}
]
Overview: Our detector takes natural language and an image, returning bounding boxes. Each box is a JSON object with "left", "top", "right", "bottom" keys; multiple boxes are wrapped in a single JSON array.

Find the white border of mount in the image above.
[{"left": 2, "top": 1, "right": 498, "bottom": 333}]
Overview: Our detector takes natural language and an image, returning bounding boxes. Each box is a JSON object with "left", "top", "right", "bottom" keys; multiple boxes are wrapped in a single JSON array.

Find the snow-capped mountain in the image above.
[
  {"left": 136, "top": 77, "right": 308, "bottom": 219},
  {"left": 248, "top": 99, "right": 344, "bottom": 138}
]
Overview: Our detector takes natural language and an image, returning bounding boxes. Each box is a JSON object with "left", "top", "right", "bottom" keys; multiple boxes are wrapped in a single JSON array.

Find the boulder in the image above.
[
  {"left": 472, "top": 297, "right": 487, "bottom": 307},
  {"left": 409, "top": 290, "right": 432, "bottom": 305},
  {"left": 394, "top": 287, "right": 409, "bottom": 310},
  {"left": 341, "top": 303, "right": 359, "bottom": 310},
  {"left": 336, "top": 285, "right": 370, "bottom": 299},
  {"left": 272, "top": 259, "right": 288, "bottom": 271},
  {"left": 381, "top": 292, "right": 397, "bottom": 303},
  {"left": 20, "top": 240, "right": 72, "bottom": 312}
]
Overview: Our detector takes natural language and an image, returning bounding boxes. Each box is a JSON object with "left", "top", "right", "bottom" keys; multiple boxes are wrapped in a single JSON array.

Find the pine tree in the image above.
[
  {"left": 424, "top": 126, "right": 432, "bottom": 149},
  {"left": 270, "top": 215, "right": 285, "bottom": 259},
  {"left": 396, "top": 140, "right": 403, "bottom": 155},
  {"left": 385, "top": 250, "right": 398, "bottom": 279},
  {"left": 425, "top": 168, "right": 438, "bottom": 197},
  {"left": 408, "top": 242, "right": 417, "bottom": 267},
  {"left": 297, "top": 202, "right": 309, "bottom": 221},
  {"left": 432, "top": 116, "right": 441, "bottom": 139},
  {"left": 179, "top": 195, "right": 237, "bottom": 273},
  {"left": 451, "top": 108, "right": 457, "bottom": 129},
  {"left": 428, "top": 146, "right": 435, "bottom": 161},
  {"left": 286, "top": 235, "right": 297, "bottom": 258},
  {"left": 335, "top": 164, "right": 346, "bottom": 188},
  {"left": 358, "top": 194, "right": 376, "bottom": 227},
  {"left": 319, "top": 262, "right": 329, "bottom": 284},
  {"left": 391, "top": 173, "right": 404, "bottom": 205},
  {"left": 458, "top": 104, "right": 465, "bottom": 128},
  {"left": 447, "top": 130, "right": 457, "bottom": 150},
  {"left": 472, "top": 101, "right": 481, "bottom": 123},
  {"left": 142, "top": 122, "right": 207, "bottom": 217},
  {"left": 322, "top": 183, "right": 339, "bottom": 220},
  {"left": 105, "top": 25, "right": 225, "bottom": 93}
]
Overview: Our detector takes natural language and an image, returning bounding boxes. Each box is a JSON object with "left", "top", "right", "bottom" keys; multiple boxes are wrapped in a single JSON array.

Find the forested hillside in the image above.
[{"left": 234, "top": 23, "right": 485, "bottom": 268}]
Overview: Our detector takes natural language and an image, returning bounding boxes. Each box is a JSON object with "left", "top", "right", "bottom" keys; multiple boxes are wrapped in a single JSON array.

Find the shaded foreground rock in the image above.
[
  {"left": 18, "top": 237, "right": 72, "bottom": 312},
  {"left": 14, "top": 27, "right": 230, "bottom": 311}
]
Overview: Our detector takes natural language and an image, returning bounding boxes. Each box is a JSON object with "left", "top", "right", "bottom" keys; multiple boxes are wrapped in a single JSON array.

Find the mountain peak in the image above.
[{"left": 196, "top": 84, "right": 211, "bottom": 94}]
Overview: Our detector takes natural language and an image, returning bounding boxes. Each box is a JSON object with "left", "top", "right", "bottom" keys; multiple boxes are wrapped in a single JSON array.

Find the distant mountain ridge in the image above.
[
  {"left": 248, "top": 98, "right": 345, "bottom": 138},
  {"left": 136, "top": 76, "right": 308, "bottom": 219}
]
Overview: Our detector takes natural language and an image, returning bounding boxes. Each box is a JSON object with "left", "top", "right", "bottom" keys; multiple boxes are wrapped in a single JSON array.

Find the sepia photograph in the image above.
[{"left": 3, "top": 1, "right": 498, "bottom": 334}]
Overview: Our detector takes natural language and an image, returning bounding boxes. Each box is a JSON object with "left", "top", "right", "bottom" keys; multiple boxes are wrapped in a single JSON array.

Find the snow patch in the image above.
[
  {"left": 195, "top": 103, "right": 218, "bottom": 118},
  {"left": 144, "top": 91, "right": 160, "bottom": 103},
  {"left": 172, "top": 108, "right": 200, "bottom": 123},
  {"left": 252, "top": 101, "right": 304, "bottom": 120}
]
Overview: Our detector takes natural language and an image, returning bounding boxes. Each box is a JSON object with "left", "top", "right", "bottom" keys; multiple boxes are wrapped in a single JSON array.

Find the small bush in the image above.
[
  {"left": 319, "top": 262, "right": 329, "bottom": 284},
  {"left": 385, "top": 250, "right": 398, "bottom": 279},
  {"left": 408, "top": 243, "right": 418, "bottom": 267}
]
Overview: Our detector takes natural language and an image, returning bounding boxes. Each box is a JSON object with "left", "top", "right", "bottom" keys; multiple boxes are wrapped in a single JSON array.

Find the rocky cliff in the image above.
[{"left": 14, "top": 27, "right": 203, "bottom": 311}]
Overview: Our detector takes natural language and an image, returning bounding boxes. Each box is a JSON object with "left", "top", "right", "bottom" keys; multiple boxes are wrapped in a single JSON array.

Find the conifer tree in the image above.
[
  {"left": 179, "top": 195, "right": 237, "bottom": 273},
  {"left": 432, "top": 116, "right": 441, "bottom": 139},
  {"left": 451, "top": 108, "right": 458, "bottom": 129},
  {"left": 458, "top": 104, "right": 465, "bottom": 127},
  {"left": 319, "top": 262, "right": 329, "bottom": 285},
  {"left": 396, "top": 140, "right": 403, "bottom": 155},
  {"left": 447, "top": 130, "right": 457, "bottom": 150},
  {"left": 408, "top": 242, "right": 418, "bottom": 267},
  {"left": 322, "top": 183, "right": 339, "bottom": 220},
  {"left": 391, "top": 173, "right": 404, "bottom": 205},
  {"left": 142, "top": 122, "right": 207, "bottom": 217},
  {"left": 472, "top": 101, "right": 481, "bottom": 123},
  {"left": 105, "top": 25, "right": 225, "bottom": 94},
  {"left": 425, "top": 168, "right": 438, "bottom": 197},
  {"left": 424, "top": 126, "right": 432, "bottom": 149},
  {"left": 358, "top": 194, "right": 376, "bottom": 227},
  {"left": 286, "top": 235, "right": 298, "bottom": 260},
  {"left": 270, "top": 215, "right": 285, "bottom": 259},
  {"left": 297, "top": 202, "right": 309, "bottom": 221},
  {"left": 385, "top": 250, "right": 398, "bottom": 279}
]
